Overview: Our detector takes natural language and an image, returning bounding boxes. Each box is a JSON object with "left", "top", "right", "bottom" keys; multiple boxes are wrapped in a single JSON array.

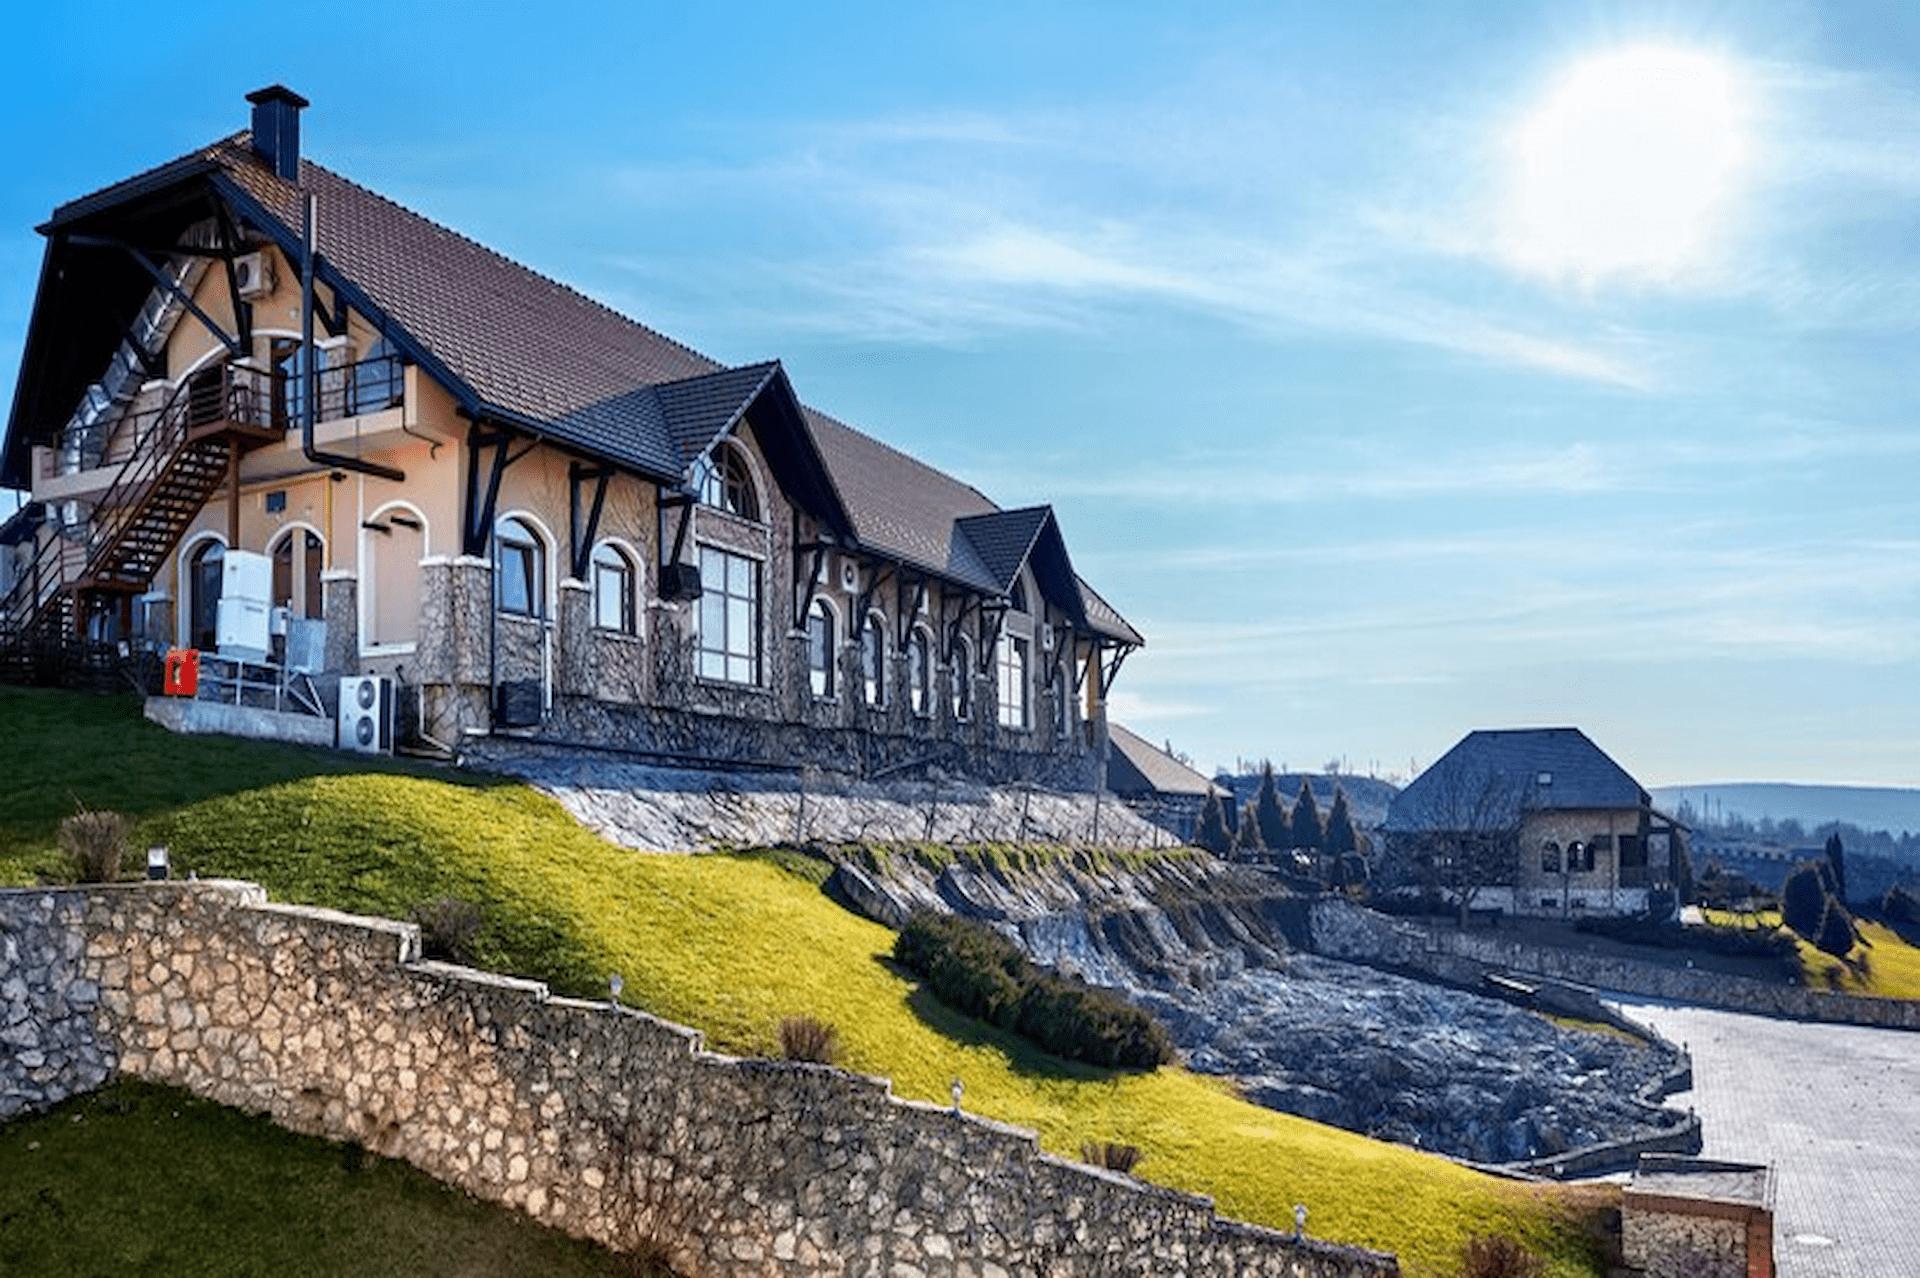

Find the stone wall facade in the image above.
[
  {"left": 0, "top": 882, "right": 1394, "bottom": 1278},
  {"left": 1308, "top": 899, "right": 1920, "bottom": 1031}
]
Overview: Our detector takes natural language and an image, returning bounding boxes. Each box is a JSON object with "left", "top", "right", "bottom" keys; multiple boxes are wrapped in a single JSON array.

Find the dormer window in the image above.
[
  {"left": 694, "top": 443, "right": 760, "bottom": 522},
  {"left": 1537, "top": 771, "right": 1554, "bottom": 787}
]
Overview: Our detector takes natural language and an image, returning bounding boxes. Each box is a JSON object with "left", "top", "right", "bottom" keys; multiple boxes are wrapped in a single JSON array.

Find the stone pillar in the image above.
[
  {"left": 556, "top": 579, "right": 592, "bottom": 698},
  {"left": 321, "top": 571, "right": 357, "bottom": 673}
]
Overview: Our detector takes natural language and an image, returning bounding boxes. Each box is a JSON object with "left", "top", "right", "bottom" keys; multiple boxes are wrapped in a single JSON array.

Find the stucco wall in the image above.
[{"left": 0, "top": 881, "right": 1392, "bottom": 1278}]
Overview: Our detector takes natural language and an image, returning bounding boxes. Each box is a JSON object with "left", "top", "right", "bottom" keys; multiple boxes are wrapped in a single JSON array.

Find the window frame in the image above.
[
  {"left": 951, "top": 634, "right": 974, "bottom": 721},
  {"left": 695, "top": 443, "right": 762, "bottom": 523},
  {"left": 590, "top": 541, "right": 638, "bottom": 635},
  {"left": 861, "top": 612, "right": 887, "bottom": 708},
  {"left": 494, "top": 516, "right": 547, "bottom": 620},
  {"left": 694, "top": 544, "right": 761, "bottom": 686},
  {"left": 807, "top": 599, "right": 836, "bottom": 700},
  {"left": 907, "top": 627, "right": 932, "bottom": 717},
  {"left": 997, "top": 633, "right": 1030, "bottom": 730}
]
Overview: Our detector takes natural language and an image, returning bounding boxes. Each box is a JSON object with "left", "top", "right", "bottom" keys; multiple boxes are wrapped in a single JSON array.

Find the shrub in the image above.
[
  {"left": 1080, "top": 1140, "right": 1142, "bottom": 1174},
  {"left": 1460, "top": 1234, "right": 1544, "bottom": 1278},
  {"left": 893, "top": 913, "right": 1175, "bottom": 1070},
  {"left": 1780, "top": 864, "right": 1829, "bottom": 941},
  {"left": 777, "top": 1014, "right": 841, "bottom": 1065},
  {"left": 58, "top": 807, "right": 130, "bottom": 883},
  {"left": 1884, "top": 884, "right": 1919, "bottom": 926},
  {"left": 1573, "top": 914, "right": 1797, "bottom": 962},
  {"left": 410, "top": 896, "right": 484, "bottom": 964},
  {"left": 1814, "top": 902, "right": 1857, "bottom": 959}
]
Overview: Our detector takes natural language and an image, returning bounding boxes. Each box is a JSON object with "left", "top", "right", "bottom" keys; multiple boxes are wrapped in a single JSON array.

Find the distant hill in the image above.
[
  {"left": 1653, "top": 782, "right": 1920, "bottom": 838},
  {"left": 1214, "top": 772, "right": 1400, "bottom": 830}
]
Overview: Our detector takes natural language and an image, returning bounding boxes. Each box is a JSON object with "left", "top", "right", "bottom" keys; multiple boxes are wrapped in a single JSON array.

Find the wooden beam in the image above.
[
  {"left": 568, "top": 461, "right": 613, "bottom": 581},
  {"left": 894, "top": 574, "right": 927, "bottom": 651},
  {"left": 462, "top": 424, "right": 513, "bottom": 558}
]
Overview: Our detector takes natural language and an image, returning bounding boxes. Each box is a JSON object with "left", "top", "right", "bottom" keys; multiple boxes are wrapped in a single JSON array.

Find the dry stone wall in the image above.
[
  {"left": 0, "top": 881, "right": 1394, "bottom": 1278},
  {"left": 1308, "top": 899, "right": 1920, "bottom": 1031}
]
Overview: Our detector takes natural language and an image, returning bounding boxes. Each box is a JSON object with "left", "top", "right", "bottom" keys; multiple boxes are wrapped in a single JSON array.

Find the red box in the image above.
[{"left": 163, "top": 648, "right": 200, "bottom": 697}]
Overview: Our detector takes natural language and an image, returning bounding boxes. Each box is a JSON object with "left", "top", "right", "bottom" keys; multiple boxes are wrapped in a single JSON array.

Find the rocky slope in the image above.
[{"left": 831, "top": 849, "right": 1687, "bottom": 1165}]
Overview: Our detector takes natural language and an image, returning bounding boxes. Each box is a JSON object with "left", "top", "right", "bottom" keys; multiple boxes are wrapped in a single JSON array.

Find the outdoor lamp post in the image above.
[
  {"left": 146, "top": 846, "right": 170, "bottom": 881},
  {"left": 609, "top": 973, "right": 624, "bottom": 1008}
]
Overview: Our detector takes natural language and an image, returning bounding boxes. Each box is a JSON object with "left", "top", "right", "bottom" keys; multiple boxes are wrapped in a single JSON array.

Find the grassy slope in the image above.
[
  {"left": 0, "top": 689, "right": 1609, "bottom": 1277},
  {"left": 0, "top": 1079, "right": 638, "bottom": 1277},
  {"left": 1702, "top": 909, "right": 1920, "bottom": 999}
]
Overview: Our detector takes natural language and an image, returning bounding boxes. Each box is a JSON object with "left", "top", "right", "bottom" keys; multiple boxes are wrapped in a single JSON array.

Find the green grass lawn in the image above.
[
  {"left": 1703, "top": 908, "right": 1920, "bottom": 999},
  {"left": 0, "top": 687, "right": 1612, "bottom": 1277},
  {"left": 0, "top": 1079, "right": 641, "bottom": 1277}
]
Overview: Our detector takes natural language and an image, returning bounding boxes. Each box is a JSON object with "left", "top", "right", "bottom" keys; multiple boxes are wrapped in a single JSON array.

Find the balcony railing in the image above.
[{"left": 43, "top": 353, "right": 405, "bottom": 483}]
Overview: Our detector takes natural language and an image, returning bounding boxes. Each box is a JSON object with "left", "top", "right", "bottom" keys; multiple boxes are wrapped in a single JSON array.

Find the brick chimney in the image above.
[{"left": 246, "top": 85, "right": 309, "bottom": 182}]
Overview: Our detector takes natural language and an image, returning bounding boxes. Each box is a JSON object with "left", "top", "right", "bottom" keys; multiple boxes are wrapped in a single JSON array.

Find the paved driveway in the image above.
[{"left": 1607, "top": 996, "right": 1920, "bottom": 1278}]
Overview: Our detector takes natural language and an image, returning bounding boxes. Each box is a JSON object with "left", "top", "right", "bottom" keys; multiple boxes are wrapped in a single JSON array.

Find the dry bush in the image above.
[
  {"left": 1461, "top": 1234, "right": 1544, "bottom": 1278},
  {"left": 409, "top": 896, "right": 485, "bottom": 964},
  {"left": 59, "top": 807, "right": 130, "bottom": 883},
  {"left": 778, "top": 1015, "right": 841, "bottom": 1065},
  {"left": 1080, "top": 1140, "right": 1142, "bottom": 1175}
]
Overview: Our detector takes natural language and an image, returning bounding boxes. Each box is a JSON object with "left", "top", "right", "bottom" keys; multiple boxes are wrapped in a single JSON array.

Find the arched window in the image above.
[
  {"left": 187, "top": 539, "right": 224, "bottom": 650},
  {"left": 495, "top": 516, "right": 546, "bottom": 618},
  {"left": 269, "top": 527, "right": 324, "bottom": 621},
  {"left": 861, "top": 613, "right": 887, "bottom": 708},
  {"left": 951, "top": 635, "right": 974, "bottom": 721},
  {"left": 272, "top": 338, "right": 331, "bottom": 428},
  {"left": 1541, "top": 840, "right": 1562, "bottom": 874},
  {"left": 695, "top": 444, "right": 760, "bottom": 522},
  {"left": 807, "top": 599, "right": 836, "bottom": 699},
  {"left": 1009, "top": 579, "right": 1029, "bottom": 613},
  {"left": 591, "top": 542, "right": 636, "bottom": 634},
  {"left": 908, "top": 628, "right": 931, "bottom": 717},
  {"left": 997, "top": 634, "right": 1029, "bottom": 729}
]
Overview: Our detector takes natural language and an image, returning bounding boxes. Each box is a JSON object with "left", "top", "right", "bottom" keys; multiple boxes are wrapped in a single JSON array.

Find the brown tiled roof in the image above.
[{"left": 31, "top": 131, "right": 1142, "bottom": 644}]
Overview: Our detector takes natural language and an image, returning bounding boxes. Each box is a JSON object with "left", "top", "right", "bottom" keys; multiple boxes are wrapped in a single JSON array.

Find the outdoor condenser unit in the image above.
[
  {"left": 658, "top": 561, "right": 702, "bottom": 601},
  {"left": 336, "top": 675, "right": 395, "bottom": 753}
]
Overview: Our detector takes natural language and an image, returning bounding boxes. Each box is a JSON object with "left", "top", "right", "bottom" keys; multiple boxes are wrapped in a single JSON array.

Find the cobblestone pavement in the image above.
[{"left": 1608, "top": 996, "right": 1920, "bottom": 1278}]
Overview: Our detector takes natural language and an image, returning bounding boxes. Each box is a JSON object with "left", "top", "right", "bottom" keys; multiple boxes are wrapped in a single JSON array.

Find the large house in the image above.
[
  {"left": 1380, "top": 727, "right": 1688, "bottom": 917},
  {"left": 0, "top": 87, "right": 1141, "bottom": 787}
]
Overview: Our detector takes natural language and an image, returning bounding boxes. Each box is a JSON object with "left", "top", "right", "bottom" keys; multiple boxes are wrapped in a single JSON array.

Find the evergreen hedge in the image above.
[{"left": 893, "top": 912, "right": 1175, "bottom": 1070}]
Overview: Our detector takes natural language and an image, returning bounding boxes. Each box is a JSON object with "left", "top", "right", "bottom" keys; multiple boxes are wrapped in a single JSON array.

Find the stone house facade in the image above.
[
  {"left": 1380, "top": 728, "right": 1689, "bottom": 918},
  {"left": 0, "top": 88, "right": 1141, "bottom": 787}
]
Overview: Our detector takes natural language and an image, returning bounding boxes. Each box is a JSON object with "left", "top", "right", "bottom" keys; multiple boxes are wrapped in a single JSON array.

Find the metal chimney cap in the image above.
[{"left": 246, "top": 84, "right": 311, "bottom": 109}]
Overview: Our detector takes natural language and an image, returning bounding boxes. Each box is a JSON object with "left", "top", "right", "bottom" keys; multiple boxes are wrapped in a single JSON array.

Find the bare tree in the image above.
[{"left": 1388, "top": 765, "right": 1524, "bottom": 924}]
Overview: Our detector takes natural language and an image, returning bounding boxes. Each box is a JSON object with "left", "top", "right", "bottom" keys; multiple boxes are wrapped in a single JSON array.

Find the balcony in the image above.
[{"left": 32, "top": 354, "right": 405, "bottom": 502}]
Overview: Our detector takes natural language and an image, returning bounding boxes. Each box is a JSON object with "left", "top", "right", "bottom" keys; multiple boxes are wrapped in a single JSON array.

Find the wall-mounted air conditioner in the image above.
[
  {"left": 337, "top": 675, "right": 395, "bottom": 753},
  {"left": 234, "top": 251, "right": 274, "bottom": 299}
]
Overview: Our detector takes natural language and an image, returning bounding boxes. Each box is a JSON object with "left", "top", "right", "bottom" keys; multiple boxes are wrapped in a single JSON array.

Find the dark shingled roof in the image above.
[
  {"left": 1383, "top": 727, "right": 1648, "bottom": 833},
  {"left": 13, "top": 128, "right": 1142, "bottom": 645},
  {"left": 1106, "top": 723, "right": 1226, "bottom": 799}
]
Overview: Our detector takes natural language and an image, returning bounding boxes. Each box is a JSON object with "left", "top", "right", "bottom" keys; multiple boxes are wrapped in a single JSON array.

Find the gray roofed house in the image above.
[
  {"left": 0, "top": 87, "right": 1142, "bottom": 787},
  {"left": 1382, "top": 728, "right": 1687, "bottom": 919},
  {"left": 1106, "top": 723, "right": 1227, "bottom": 842}
]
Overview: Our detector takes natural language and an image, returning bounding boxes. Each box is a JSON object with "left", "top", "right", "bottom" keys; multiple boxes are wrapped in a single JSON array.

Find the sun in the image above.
[{"left": 1504, "top": 45, "right": 1751, "bottom": 285}]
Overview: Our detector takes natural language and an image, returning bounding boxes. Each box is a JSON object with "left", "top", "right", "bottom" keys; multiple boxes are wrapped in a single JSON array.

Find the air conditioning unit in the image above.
[
  {"left": 658, "top": 561, "right": 702, "bottom": 601},
  {"left": 216, "top": 549, "right": 273, "bottom": 660},
  {"left": 337, "top": 675, "right": 395, "bottom": 753},
  {"left": 234, "top": 251, "right": 274, "bottom": 299},
  {"left": 839, "top": 557, "right": 860, "bottom": 594}
]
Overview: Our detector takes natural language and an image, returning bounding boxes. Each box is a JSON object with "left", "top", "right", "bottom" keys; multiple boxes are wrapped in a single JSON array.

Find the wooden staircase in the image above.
[{"left": 0, "top": 362, "right": 279, "bottom": 686}]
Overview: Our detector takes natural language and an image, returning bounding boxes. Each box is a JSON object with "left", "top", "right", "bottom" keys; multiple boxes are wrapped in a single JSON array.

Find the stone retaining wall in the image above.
[
  {"left": 1309, "top": 900, "right": 1920, "bottom": 1031},
  {"left": 0, "top": 881, "right": 1394, "bottom": 1278}
]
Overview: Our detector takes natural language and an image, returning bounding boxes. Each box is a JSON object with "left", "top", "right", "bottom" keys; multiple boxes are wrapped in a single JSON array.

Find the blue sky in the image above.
[{"left": 3, "top": 3, "right": 1917, "bottom": 785}]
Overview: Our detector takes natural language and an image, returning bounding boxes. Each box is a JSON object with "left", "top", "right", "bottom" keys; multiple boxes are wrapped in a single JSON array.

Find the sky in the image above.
[{"left": 2, "top": 2, "right": 1917, "bottom": 786}]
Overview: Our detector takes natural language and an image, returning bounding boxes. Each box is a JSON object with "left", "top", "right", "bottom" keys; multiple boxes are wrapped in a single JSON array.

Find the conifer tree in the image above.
[
  {"left": 1290, "top": 779, "right": 1324, "bottom": 853},
  {"left": 1824, "top": 832, "right": 1848, "bottom": 903},
  {"left": 1194, "top": 790, "right": 1232, "bottom": 857},
  {"left": 1815, "top": 900, "right": 1857, "bottom": 959},
  {"left": 1255, "top": 762, "right": 1289, "bottom": 850},
  {"left": 1236, "top": 805, "right": 1265, "bottom": 855},
  {"left": 1324, "top": 786, "right": 1358, "bottom": 859}
]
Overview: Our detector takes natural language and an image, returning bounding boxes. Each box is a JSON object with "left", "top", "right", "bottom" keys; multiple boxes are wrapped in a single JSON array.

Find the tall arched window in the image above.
[
  {"left": 908, "top": 628, "right": 931, "bottom": 717},
  {"left": 591, "top": 542, "right": 636, "bottom": 634},
  {"left": 997, "top": 633, "right": 1029, "bottom": 730},
  {"left": 951, "top": 634, "right": 974, "bottom": 721},
  {"left": 808, "top": 599, "right": 836, "bottom": 699},
  {"left": 1541, "top": 840, "right": 1562, "bottom": 874},
  {"left": 495, "top": 516, "right": 547, "bottom": 618},
  {"left": 1009, "top": 579, "right": 1029, "bottom": 613},
  {"left": 695, "top": 444, "right": 760, "bottom": 522},
  {"left": 862, "top": 613, "right": 887, "bottom": 708},
  {"left": 269, "top": 527, "right": 324, "bottom": 621},
  {"left": 188, "top": 539, "right": 224, "bottom": 650}
]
